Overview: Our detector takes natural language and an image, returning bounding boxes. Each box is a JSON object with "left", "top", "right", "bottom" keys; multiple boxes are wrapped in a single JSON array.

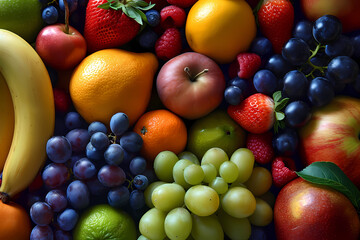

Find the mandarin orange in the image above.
[
  {"left": 69, "top": 49, "right": 158, "bottom": 126},
  {"left": 133, "top": 109, "right": 187, "bottom": 162}
]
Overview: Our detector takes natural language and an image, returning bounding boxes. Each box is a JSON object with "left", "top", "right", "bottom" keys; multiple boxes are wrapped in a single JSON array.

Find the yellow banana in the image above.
[
  {"left": 0, "top": 71, "right": 14, "bottom": 171},
  {"left": 0, "top": 29, "right": 55, "bottom": 202}
]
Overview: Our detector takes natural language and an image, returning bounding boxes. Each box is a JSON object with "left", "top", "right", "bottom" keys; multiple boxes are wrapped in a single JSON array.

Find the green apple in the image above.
[
  {"left": 0, "top": 0, "right": 44, "bottom": 43},
  {"left": 187, "top": 109, "right": 246, "bottom": 159}
]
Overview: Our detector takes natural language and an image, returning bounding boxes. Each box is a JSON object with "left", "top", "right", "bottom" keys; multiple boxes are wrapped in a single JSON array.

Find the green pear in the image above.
[
  {"left": 187, "top": 109, "right": 246, "bottom": 159},
  {"left": 0, "top": 0, "right": 44, "bottom": 43}
]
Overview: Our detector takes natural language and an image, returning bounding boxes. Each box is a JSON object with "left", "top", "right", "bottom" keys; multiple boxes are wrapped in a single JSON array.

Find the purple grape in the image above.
[
  {"left": 312, "top": 15, "right": 342, "bottom": 44},
  {"left": 282, "top": 70, "right": 308, "bottom": 100},
  {"left": 284, "top": 101, "right": 312, "bottom": 128},
  {"left": 86, "top": 142, "right": 104, "bottom": 161},
  {"left": 129, "top": 156, "right": 147, "bottom": 176},
  {"left": 46, "top": 136, "right": 72, "bottom": 163},
  {"left": 110, "top": 112, "right": 129, "bottom": 136},
  {"left": 98, "top": 165, "right": 126, "bottom": 187},
  {"left": 308, "top": 77, "right": 335, "bottom": 107},
  {"left": 104, "top": 143, "right": 124, "bottom": 165},
  {"left": 30, "top": 225, "right": 54, "bottom": 240},
  {"left": 133, "top": 175, "right": 149, "bottom": 190},
  {"left": 86, "top": 177, "right": 109, "bottom": 196},
  {"left": 129, "top": 189, "right": 145, "bottom": 210},
  {"left": 30, "top": 202, "right": 54, "bottom": 226},
  {"left": 54, "top": 230, "right": 72, "bottom": 240},
  {"left": 90, "top": 132, "right": 110, "bottom": 151},
  {"left": 45, "top": 189, "right": 67, "bottom": 212},
  {"left": 88, "top": 121, "right": 107, "bottom": 136},
  {"left": 282, "top": 38, "right": 311, "bottom": 66},
  {"left": 273, "top": 128, "right": 299, "bottom": 157},
  {"left": 65, "top": 128, "right": 90, "bottom": 153},
  {"left": 253, "top": 69, "right": 278, "bottom": 95},
  {"left": 57, "top": 208, "right": 79, "bottom": 231},
  {"left": 265, "top": 54, "right": 294, "bottom": 78},
  {"left": 224, "top": 86, "right": 244, "bottom": 105},
  {"left": 42, "top": 163, "right": 69, "bottom": 189},
  {"left": 64, "top": 111, "right": 85, "bottom": 131},
  {"left": 73, "top": 157, "right": 97, "bottom": 180},
  {"left": 119, "top": 131, "right": 143, "bottom": 153},
  {"left": 66, "top": 180, "right": 90, "bottom": 210},
  {"left": 107, "top": 186, "right": 130, "bottom": 208}
]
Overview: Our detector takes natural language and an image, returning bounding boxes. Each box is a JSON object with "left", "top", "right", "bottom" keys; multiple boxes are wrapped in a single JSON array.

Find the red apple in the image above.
[
  {"left": 274, "top": 177, "right": 360, "bottom": 240},
  {"left": 300, "top": 0, "right": 360, "bottom": 33},
  {"left": 35, "top": 23, "right": 87, "bottom": 71},
  {"left": 298, "top": 96, "right": 360, "bottom": 187},
  {"left": 156, "top": 52, "right": 226, "bottom": 119}
]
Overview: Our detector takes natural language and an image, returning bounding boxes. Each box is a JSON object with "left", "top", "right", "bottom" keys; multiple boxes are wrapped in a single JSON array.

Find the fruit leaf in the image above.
[
  {"left": 296, "top": 162, "right": 360, "bottom": 210},
  {"left": 272, "top": 91, "right": 289, "bottom": 133}
]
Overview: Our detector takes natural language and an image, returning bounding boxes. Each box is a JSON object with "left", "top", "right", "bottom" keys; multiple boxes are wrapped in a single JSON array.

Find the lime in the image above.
[
  {"left": 73, "top": 204, "right": 137, "bottom": 240},
  {"left": 0, "top": 0, "right": 44, "bottom": 43},
  {"left": 187, "top": 110, "right": 246, "bottom": 159}
]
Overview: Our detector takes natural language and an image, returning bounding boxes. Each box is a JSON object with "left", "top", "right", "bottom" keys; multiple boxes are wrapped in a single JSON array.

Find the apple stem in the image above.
[
  {"left": 184, "top": 67, "right": 209, "bottom": 82},
  {"left": 63, "top": 0, "right": 70, "bottom": 34}
]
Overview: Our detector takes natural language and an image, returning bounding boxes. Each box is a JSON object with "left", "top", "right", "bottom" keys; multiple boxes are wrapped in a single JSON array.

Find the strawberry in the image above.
[
  {"left": 256, "top": 0, "right": 294, "bottom": 54},
  {"left": 246, "top": 131, "right": 274, "bottom": 164},
  {"left": 227, "top": 91, "right": 288, "bottom": 134},
  {"left": 84, "top": 0, "right": 154, "bottom": 53},
  {"left": 166, "top": 0, "right": 198, "bottom": 8},
  {"left": 271, "top": 156, "right": 298, "bottom": 188},
  {"left": 236, "top": 53, "right": 262, "bottom": 79},
  {"left": 155, "top": 27, "right": 182, "bottom": 61}
]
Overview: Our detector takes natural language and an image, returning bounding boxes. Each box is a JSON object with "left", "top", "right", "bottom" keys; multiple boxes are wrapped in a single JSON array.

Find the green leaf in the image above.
[
  {"left": 98, "top": 1, "right": 111, "bottom": 9},
  {"left": 275, "top": 112, "right": 285, "bottom": 121},
  {"left": 273, "top": 90, "right": 281, "bottom": 102},
  {"left": 275, "top": 97, "right": 289, "bottom": 112},
  {"left": 126, "top": 7, "right": 143, "bottom": 25},
  {"left": 110, "top": 1, "right": 123, "bottom": 10},
  {"left": 296, "top": 162, "right": 360, "bottom": 210}
]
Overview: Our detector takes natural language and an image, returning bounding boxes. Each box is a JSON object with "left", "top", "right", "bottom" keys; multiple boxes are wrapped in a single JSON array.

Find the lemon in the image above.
[
  {"left": 185, "top": 0, "right": 257, "bottom": 64},
  {"left": 73, "top": 204, "right": 137, "bottom": 240}
]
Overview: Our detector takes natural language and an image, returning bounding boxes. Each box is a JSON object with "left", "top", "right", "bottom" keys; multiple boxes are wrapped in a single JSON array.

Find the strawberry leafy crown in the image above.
[
  {"left": 98, "top": 0, "right": 155, "bottom": 25},
  {"left": 273, "top": 91, "right": 289, "bottom": 133}
]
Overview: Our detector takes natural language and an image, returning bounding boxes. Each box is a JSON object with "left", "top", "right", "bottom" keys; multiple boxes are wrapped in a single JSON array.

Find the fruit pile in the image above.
[{"left": 0, "top": 0, "right": 360, "bottom": 239}]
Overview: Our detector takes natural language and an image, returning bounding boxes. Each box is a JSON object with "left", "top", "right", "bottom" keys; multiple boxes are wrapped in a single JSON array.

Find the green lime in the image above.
[
  {"left": 187, "top": 110, "right": 246, "bottom": 159},
  {"left": 0, "top": 0, "right": 44, "bottom": 43},
  {"left": 73, "top": 204, "right": 137, "bottom": 240}
]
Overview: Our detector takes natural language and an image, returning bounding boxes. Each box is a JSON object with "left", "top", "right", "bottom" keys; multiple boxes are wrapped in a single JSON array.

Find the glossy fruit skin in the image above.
[
  {"left": 35, "top": 23, "right": 87, "bottom": 71},
  {"left": 156, "top": 52, "right": 225, "bottom": 119},
  {"left": 299, "top": 96, "right": 360, "bottom": 187},
  {"left": 300, "top": 0, "right": 360, "bottom": 33},
  {"left": 274, "top": 178, "right": 360, "bottom": 240},
  {"left": 185, "top": 0, "right": 256, "bottom": 64}
]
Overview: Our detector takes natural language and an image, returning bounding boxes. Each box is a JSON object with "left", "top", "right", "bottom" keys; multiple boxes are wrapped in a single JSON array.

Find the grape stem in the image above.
[{"left": 303, "top": 43, "right": 327, "bottom": 79}]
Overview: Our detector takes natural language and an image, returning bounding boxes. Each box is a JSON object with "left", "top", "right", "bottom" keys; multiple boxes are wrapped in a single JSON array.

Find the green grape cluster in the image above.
[{"left": 138, "top": 147, "right": 274, "bottom": 240}]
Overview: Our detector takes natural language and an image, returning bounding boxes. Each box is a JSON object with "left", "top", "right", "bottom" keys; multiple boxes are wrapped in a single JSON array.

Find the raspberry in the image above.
[
  {"left": 155, "top": 27, "right": 182, "bottom": 60},
  {"left": 53, "top": 88, "right": 71, "bottom": 114},
  {"left": 160, "top": 5, "right": 186, "bottom": 30},
  {"left": 236, "top": 53, "right": 262, "bottom": 79},
  {"left": 246, "top": 131, "right": 275, "bottom": 165},
  {"left": 167, "top": 0, "right": 198, "bottom": 8},
  {"left": 271, "top": 156, "right": 298, "bottom": 188}
]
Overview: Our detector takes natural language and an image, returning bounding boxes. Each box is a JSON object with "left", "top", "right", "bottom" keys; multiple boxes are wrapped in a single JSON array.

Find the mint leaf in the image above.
[{"left": 296, "top": 162, "right": 360, "bottom": 210}]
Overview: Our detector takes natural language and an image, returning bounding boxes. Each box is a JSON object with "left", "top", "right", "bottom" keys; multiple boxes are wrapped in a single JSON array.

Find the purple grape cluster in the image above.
[{"left": 28, "top": 111, "right": 156, "bottom": 238}]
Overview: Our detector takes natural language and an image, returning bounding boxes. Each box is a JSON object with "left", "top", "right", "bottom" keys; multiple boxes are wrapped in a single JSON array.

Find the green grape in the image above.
[
  {"left": 201, "top": 163, "right": 217, "bottom": 184},
  {"left": 244, "top": 167, "right": 272, "bottom": 196},
  {"left": 137, "top": 235, "right": 150, "bottom": 240},
  {"left": 154, "top": 151, "right": 179, "bottom": 182},
  {"left": 248, "top": 197, "right": 273, "bottom": 227},
  {"left": 165, "top": 207, "right": 192, "bottom": 240},
  {"left": 219, "top": 161, "right": 239, "bottom": 183},
  {"left": 178, "top": 151, "right": 200, "bottom": 165},
  {"left": 217, "top": 208, "right": 251, "bottom": 240},
  {"left": 209, "top": 177, "right": 228, "bottom": 195},
  {"left": 191, "top": 214, "right": 224, "bottom": 240},
  {"left": 144, "top": 181, "right": 166, "bottom": 208},
  {"left": 173, "top": 159, "right": 193, "bottom": 189},
  {"left": 139, "top": 208, "right": 167, "bottom": 240},
  {"left": 221, "top": 186, "right": 256, "bottom": 218},
  {"left": 184, "top": 185, "right": 219, "bottom": 217},
  {"left": 229, "top": 148, "right": 254, "bottom": 183},
  {"left": 152, "top": 183, "right": 185, "bottom": 212},
  {"left": 229, "top": 179, "right": 247, "bottom": 188},
  {"left": 184, "top": 164, "right": 205, "bottom": 185},
  {"left": 201, "top": 147, "right": 229, "bottom": 171},
  {"left": 260, "top": 191, "right": 276, "bottom": 208}
]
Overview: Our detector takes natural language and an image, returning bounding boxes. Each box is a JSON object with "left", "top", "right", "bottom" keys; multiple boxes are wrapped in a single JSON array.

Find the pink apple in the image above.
[
  {"left": 156, "top": 52, "right": 226, "bottom": 119},
  {"left": 274, "top": 177, "right": 360, "bottom": 240},
  {"left": 35, "top": 23, "right": 86, "bottom": 71},
  {"left": 298, "top": 96, "right": 360, "bottom": 187}
]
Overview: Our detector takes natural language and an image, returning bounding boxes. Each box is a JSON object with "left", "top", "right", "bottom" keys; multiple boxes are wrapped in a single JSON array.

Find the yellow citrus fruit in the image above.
[
  {"left": 185, "top": 0, "right": 257, "bottom": 64},
  {"left": 69, "top": 49, "right": 158, "bottom": 126}
]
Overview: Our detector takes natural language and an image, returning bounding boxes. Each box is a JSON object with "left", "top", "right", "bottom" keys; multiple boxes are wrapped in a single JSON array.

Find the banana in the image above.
[
  {"left": 0, "top": 71, "right": 14, "bottom": 171},
  {"left": 0, "top": 29, "right": 55, "bottom": 202}
]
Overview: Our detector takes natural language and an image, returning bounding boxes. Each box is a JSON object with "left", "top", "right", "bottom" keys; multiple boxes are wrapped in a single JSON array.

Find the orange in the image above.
[
  {"left": 69, "top": 49, "right": 158, "bottom": 126},
  {"left": 0, "top": 200, "right": 31, "bottom": 240},
  {"left": 133, "top": 109, "right": 187, "bottom": 162},
  {"left": 185, "top": 0, "right": 257, "bottom": 64}
]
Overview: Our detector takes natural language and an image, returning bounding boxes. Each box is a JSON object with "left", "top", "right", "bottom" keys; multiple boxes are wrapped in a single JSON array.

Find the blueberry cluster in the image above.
[{"left": 28, "top": 111, "right": 155, "bottom": 238}]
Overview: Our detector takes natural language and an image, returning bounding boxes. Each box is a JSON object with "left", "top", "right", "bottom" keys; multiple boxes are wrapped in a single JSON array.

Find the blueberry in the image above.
[
  {"left": 138, "top": 28, "right": 158, "bottom": 49},
  {"left": 42, "top": 6, "right": 59, "bottom": 25},
  {"left": 273, "top": 128, "right": 299, "bottom": 157},
  {"left": 145, "top": 9, "right": 160, "bottom": 27},
  {"left": 312, "top": 15, "right": 342, "bottom": 44},
  {"left": 253, "top": 69, "right": 278, "bottom": 95}
]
